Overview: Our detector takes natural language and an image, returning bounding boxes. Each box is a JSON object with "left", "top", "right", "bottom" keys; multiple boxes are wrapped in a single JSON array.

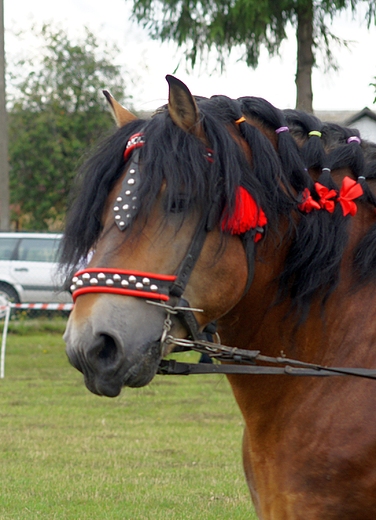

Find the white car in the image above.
[{"left": 0, "top": 232, "right": 71, "bottom": 305}]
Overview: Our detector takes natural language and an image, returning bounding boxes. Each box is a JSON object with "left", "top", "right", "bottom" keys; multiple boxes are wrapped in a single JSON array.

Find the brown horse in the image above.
[{"left": 61, "top": 76, "right": 376, "bottom": 519}]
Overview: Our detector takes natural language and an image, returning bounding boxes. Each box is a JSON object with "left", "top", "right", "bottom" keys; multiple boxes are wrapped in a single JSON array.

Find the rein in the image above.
[{"left": 157, "top": 335, "right": 376, "bottom": 381}]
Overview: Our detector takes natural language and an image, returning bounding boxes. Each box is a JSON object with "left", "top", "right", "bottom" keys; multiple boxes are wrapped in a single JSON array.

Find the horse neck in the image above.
[{"left": 218, "top": 203, "right": 376, "bottom": 368}]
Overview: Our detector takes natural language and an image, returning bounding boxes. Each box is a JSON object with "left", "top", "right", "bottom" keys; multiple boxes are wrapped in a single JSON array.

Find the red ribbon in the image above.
[
  {"left": 337, "top": 176, "right": 363, "bottom": 216},
  {"left": 299, "top": 177, "right": 363, "bottom": 216},
  {"left": 298, "top": 188, "right": 321, "bottom": 213},
  {"left": 314, "top": 183, "right": 337, "bottom": 213}
]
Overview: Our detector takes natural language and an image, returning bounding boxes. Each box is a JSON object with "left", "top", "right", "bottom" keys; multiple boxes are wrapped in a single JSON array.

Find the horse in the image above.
[{"left": 61, "top": 75, "right": 376, "bottom": 519}]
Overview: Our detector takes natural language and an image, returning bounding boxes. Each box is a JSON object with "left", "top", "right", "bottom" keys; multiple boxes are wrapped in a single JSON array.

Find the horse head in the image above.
[{"left": 62, "top": 76, "right": 277, "bottom": 397}]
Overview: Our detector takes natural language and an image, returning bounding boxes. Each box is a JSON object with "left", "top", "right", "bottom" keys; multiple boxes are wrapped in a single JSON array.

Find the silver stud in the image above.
[
  {"left": 119, "top": 221, "right": 125, "bottom": 227},
  {"left": 115, "top": 215, "right": 121, "bottom": 220},
  {"left": 70, "top": 284, "right": 76, "bottom": 292},
  {"left": 76, "top": 280, "right": 84, "bottom": 286},
  {"left": 98, "top": 273, "right": 106, "bottom": 280},
  {"left": 129, "top": 275, "right": 137, "bottom": 284},
  {"left": 116, "top": 196, "right": 123, "bottom": 202},
  {"left": 132, "top": 205, "right": 137, "bottom": 210},
  {"left": 132, "top": 196, "right": 137, "bottom": 201},
  {"left": 90, "top": 278, "right": 98, "bottom": 285},
  {"left": 106, "top": 279, "right": 114, "bottom": 286},
  {"left": 72, "top": 276, "right": 78, "bottom": 283},
  {"left": 113, "top": 274, "right": 121, "bottom": 282},
  {"left": 82, "top": 273, "right": 90, "bottom": 280},
  {"left": 135, "top": 282, "right": 143, "bottom": 290},
  {"left": 122, "top": 204, "right": 129, "bottom": 210},
  {"left": 125, "top": 190, "right": 131, "bottom": 196},
  {"left": 150, "top": 285, "right": 158, "bottom": 292},
  {"left": 142, "top": 278, "right": 150, "bottom": 285},
  {"left": 121, "top": 280, "right": 129, "bottom": 287},
  {"left": 129, "top": 169, "right": 136, "bottom": 174},
  {"left": 127, "top": 178, "right": 136, "bottom": 185},
  {"left": 126, "top": 214, "right": 131, "bottom": 219},
  {"left": 113, "top": 206, "right": 119, "bottom": 211}
]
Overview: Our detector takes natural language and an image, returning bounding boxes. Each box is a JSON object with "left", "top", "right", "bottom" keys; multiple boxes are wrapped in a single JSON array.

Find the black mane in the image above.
[{"left": 60, "top": 93, "right": 376, "bottom": 319}]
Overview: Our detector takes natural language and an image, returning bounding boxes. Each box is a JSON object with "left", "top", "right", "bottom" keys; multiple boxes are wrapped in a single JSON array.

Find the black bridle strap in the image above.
[{"left": 158, "top": 359, "right": 376, "bottom": 379}]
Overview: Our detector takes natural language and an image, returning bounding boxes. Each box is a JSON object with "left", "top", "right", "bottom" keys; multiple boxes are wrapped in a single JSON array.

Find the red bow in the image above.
[
  {"left": 314, "top": 183, "right": 337, "bottom": 213},
  {"left": 338, "top": 176, "right": 363, "bottom": 216},
  {"left": 298, "top": 188, "right": 320, "bottom": 213},
  {"left": 221, "top": 187, "right": 267, "bottom": 240}
]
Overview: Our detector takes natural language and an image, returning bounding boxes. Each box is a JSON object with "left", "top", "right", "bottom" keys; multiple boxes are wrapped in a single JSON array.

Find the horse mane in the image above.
[{"left": 60, "top": 93, "right": 376, "bottom": 321}]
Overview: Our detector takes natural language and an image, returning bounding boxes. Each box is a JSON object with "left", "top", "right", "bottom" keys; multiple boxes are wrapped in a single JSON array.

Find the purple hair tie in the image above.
[
  {"left": 347, "top": 136, "right": 361, "bottom": 144},
  {"left": 275, "top": 126, "right": 289, "bottom": 134}
]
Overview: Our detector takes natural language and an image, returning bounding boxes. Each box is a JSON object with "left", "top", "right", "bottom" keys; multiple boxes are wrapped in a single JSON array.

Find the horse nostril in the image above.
[{"left": 97, "top": 334, "right": 118, "bottom": 363}]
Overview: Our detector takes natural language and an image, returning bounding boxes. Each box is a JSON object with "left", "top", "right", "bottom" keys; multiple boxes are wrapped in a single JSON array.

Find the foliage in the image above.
[
  {"left": 130, "top": 0, "right": 376, "bottom": 109},
  {"left": 7, "top": 24, "right": 132, "bottom": 231},
  {"left": 0, "top": 333, "right": 255, "bottom": 519}
]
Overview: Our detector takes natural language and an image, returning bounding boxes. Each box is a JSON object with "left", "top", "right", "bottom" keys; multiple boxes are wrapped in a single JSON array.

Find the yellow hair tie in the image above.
[
  {"left": 308, "top": 130, "right": 322, "bottom": 138},
  {"left": 235, "top": 116, "right": 246, "bottom": 124}
]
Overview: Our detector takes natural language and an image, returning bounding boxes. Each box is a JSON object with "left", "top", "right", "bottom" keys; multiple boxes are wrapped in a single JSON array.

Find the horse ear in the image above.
[
  {"left": 102, "top": 90, "right": 138, "bottom": 127},
  {"left": 166, "top": 75, "right": 204, "bottom": 138}
]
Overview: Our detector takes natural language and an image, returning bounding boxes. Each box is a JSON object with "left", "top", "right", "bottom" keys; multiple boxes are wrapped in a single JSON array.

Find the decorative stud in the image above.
[
  {"left": 113, "top": 274, "right": 121, "bottom": 282},
  {"left": 150, "top": 285, "right": 158, "bottom": 292},
  {"left": 115, "top": 215, "right": 121, "bottom": 220},
  {"left": 121, "top": 280, "right": 129, "bottom": 287},
  {"left": 125, "top": 190, "right": 131, "bottom": 196},
  {"left": 82, "top": 273, "right": 90, "bottom": 280},
  {"left": 116, "top": 196, "right": 123, "bottom": 202},
  {"left": 127, "top": 178, "right": 136, "bottom": 185},
  {"left": 122, "top": 204, "right": 129, "bottom": 210},
  {"left": 70, "top": 284, "right": 76, "bottom": 292},
  {"left": 119, "top": 221, "right": 125, "bottom": 227},
  {"left": 129, "top": 169, "right": 136, "bottom": 174},
  {"left": 129, "top": 275, "right": 137, "bottom": 283},
  {"left": 106, "top": 279, "right": 114, "bottom": 286},
  {"left": 98, "top": 273, "right": 106, "bottom": 280},
  {"left": 114, "top": 206, "right": 119, "bottom": 211},
  {"left": 142, "top": 278, "right": 150, "bottom": 285},
  {"left": 135, "top": 282, "right": 143, "bottom": 290},
  {"left": 72, "top": 277, "right": 78, "bottom": 283},
  {"left": 76, "top": 280, "right": 84, "bottom": 286},
  {"left": 90, "top": 278, "right": 98, "bottom": 285}
]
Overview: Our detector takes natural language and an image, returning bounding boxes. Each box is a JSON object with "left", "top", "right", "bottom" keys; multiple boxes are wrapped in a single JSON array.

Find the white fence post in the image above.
[{"left": 1, "top": 303, "right": 11, "bottom": 379}]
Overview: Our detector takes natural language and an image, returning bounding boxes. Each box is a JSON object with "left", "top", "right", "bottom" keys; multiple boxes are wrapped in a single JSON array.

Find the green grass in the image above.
[{"left": 0, "top": 323, "right": 257, "bottom": 519}]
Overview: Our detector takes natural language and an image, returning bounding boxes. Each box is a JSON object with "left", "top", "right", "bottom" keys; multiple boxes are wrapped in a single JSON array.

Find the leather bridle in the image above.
[{"left": 69, "top": 132, "right": 376, "bottom": 382}]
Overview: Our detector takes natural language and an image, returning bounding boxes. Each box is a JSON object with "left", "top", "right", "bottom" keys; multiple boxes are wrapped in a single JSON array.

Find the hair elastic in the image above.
[
  {"left": 275, "top": 126, "right": 289, "bottom": 134},
  {"left": 308, "top": 131, "right": 322, "bottom": 138},
  {"left": 347, "top": 136, "right": 361, "bottom": 144}
]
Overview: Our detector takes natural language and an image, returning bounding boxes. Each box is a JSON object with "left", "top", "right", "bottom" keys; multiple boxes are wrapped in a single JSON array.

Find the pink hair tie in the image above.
[
  {"left": 275, "top": 126, "right": 289, "bottom": 134},
  {"left": 347, "top": 136, "right": 361, "bottom": 144}
]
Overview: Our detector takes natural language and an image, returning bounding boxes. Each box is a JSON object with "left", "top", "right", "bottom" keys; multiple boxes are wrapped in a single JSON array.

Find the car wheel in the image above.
[{"left": 0, "top": 283, "right": 20, "bottom": 311}]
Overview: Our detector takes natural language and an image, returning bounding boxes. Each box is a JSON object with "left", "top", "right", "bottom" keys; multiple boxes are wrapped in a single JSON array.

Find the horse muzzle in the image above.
[{"left": 63, "top": 296, "right": 176, "bottom": 397}]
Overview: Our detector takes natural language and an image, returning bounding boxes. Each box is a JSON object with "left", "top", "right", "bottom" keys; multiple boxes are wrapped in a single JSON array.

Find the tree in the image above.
[
  {"left": 7, "top": 24, "right": 132, "bottom": 231},
  {"left": 130, "top": 0, "right": 376, "bottom": 112}
]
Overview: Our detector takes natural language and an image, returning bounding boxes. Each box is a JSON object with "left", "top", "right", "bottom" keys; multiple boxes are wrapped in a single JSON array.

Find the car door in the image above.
[{"left": 10, "top": 236, "right": 67, "bottom": 302}]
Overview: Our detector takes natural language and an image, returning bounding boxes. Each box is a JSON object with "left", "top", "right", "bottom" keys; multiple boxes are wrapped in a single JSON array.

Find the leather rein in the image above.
[{"left": 70, "top": 132, "right": 376, "bottom": 382}]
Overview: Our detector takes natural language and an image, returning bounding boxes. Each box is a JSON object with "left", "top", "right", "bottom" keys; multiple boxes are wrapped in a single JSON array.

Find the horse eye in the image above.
[{"left": 167, "top": 198, "right": 190, "bottom": 214}]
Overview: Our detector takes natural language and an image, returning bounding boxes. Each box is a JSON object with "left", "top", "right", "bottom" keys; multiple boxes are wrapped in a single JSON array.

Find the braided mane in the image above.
[{"left": 60, "top": 93, "right": 376, "bottom": 320}]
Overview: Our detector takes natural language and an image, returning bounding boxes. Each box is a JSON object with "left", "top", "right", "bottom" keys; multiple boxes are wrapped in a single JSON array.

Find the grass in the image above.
[{"left": 0, "top": 319, "right": 257, "bottom": 519}]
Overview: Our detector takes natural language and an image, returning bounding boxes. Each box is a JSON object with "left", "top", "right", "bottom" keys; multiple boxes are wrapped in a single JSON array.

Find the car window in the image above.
[
  {"left": 0, "top": 238, "right": 18, "bottom": 260},
  {"left": 17, "top": 238, "right": 60, "bottom": 263}
]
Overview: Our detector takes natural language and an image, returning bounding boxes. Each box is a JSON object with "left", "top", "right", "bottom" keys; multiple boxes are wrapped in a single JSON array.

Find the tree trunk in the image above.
[
  {"left": 295, "top": 0, "right": 314, "bottom": 113},
  {"left": 0, "top": 0, "right": 9, "bottom": 230}
]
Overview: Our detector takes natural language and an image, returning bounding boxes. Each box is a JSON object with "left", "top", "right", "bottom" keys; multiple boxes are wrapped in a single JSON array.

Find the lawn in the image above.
[{"left": 0, "top": 319, "right": 257, "bottom": 519}]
